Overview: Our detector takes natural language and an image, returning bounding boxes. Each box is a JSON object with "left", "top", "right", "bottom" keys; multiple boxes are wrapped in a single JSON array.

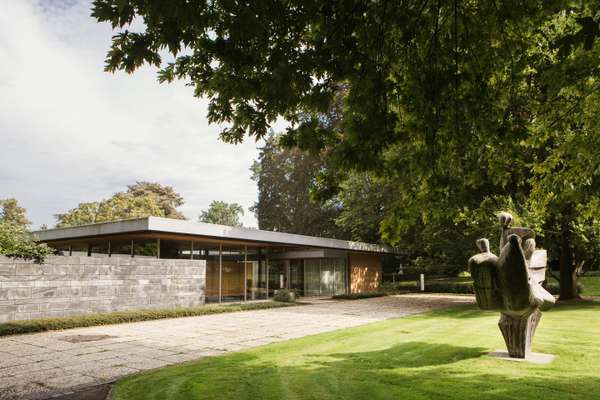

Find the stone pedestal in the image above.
[
  {"left": 487, "top": 350, "right": 555, "bottom": 364},
  {"left": 498, "top": 309, "right": 541, "bottom": 358}
]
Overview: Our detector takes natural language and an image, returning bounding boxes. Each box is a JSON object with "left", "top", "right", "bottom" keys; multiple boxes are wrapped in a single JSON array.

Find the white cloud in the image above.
[{"left": 0, "top": 0, "right": 277, "bottom": 228}]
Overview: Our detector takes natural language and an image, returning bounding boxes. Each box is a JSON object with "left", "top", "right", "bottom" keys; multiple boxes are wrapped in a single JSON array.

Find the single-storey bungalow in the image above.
[{"left": 34, "top": 217, "right": 394, "bottom": 303}]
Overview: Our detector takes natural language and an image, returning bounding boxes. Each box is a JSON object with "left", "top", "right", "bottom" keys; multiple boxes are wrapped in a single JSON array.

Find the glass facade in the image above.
[
  {"left": 267, "top": 260, "right": 287, "bottom": 297},
  {"left": 202, "top": 245, "right": 222, "bottom": 303},
  {"left": 289, "top": 259, "right": 304, "bottom": 296},
  {"left": 45, "top": 237, "right": 350, "bottom": 301},
  {"left": 221, "top": 247, "right": 246, "bottom": 302},
  {"left": 304, "top": 258, "right": 347, "bottom": 296}
]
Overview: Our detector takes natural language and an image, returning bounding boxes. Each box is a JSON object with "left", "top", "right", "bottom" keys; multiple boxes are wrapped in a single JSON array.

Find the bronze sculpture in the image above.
[{"left": 469, "top": 212, "right": 555, "bottom": 359}]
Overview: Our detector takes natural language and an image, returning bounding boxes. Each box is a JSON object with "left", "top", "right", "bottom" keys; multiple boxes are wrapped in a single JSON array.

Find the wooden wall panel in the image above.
[
  {"left": 349, "top": 253, "right": 382, "bottom": 293},
  {"left": 205, "top": 261, "right": 247, "bottom": 297}
]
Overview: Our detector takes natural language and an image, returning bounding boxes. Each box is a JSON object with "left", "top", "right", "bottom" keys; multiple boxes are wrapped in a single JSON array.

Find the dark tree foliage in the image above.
[
  {"left": 251, "top": 134, "right": 348, "bottom": 239},
  {"left": 93, "top": 1, "right": 600, "bottom": 299}
]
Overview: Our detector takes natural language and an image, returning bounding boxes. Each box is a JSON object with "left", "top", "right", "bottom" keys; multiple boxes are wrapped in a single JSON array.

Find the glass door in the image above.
[
  {"left": 289, "top": 259, "right": 304, "bottom": 296},
  {"left": 268, "top": 260, "right": 287, "bottom": 297}
]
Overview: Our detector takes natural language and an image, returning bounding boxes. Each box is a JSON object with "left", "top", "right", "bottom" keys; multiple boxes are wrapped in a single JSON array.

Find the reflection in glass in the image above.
[
  {"left": 90, "top": 241, "right": 110, "bottom": 257},
  {"left": 303, "top": 258, "right": 347, "bottom": 296},
  {"left": 289, "top": 260, "right": 304, "bottom": 296},
  {"left": 203, "top": 246, "right": 221, "bottom": 303},
  {"left": 132, "top": 239, "right": 158, "bottom": 258}
]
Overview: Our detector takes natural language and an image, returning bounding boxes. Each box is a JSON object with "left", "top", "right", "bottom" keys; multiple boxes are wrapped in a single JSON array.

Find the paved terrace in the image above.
[{"left": 0, "top": 294, "right": 474, "bottom": 400}]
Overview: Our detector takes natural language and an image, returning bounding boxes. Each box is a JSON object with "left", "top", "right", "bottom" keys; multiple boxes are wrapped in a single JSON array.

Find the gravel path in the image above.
[{"left": 0, "top": 294, "right": 474, "bottom": 400}]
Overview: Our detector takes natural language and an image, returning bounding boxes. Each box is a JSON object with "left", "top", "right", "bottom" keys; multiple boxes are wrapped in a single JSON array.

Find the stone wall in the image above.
[{"left": 0, "top": 255, "right": 206, "bottom": 322}]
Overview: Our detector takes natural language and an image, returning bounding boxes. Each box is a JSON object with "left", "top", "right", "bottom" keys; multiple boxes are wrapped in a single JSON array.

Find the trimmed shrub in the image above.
[
  {"left": 332, "top": 292, "right": 387, "bottom": 300},
  {"left": 381, "top": 279, "right": 473, "bottom": 294},
  {"left": 545, "top": 282, "right": 584, "bottom": 296},
  {"left": 380, "top": 281, "right": 417, "bottom": 292},
  {"left": 423, "top": 282, "right": 474, "bottom": 294},
  {"left": 273, "top": 289, "right": 296, "bottom": 303},
  {"left": 0, "top": 301, "right": 295, "bottom": 337}
]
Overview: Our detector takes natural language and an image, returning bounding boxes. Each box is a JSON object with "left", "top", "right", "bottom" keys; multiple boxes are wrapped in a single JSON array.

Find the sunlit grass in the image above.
[{"left": 113, "top": 300, "right": 600, "bottom": 400}]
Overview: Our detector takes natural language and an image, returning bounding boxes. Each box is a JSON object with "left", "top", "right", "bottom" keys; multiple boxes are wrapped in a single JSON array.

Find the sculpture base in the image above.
[
  {"left": 487, "top": 350, "right": 555, "bottom": 364},
  {"left": 498, "top": 309, "right": 541, "bottom": 358}
]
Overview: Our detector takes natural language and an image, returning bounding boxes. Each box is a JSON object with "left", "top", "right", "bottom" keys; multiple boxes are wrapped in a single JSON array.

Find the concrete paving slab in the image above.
[{"left": 0, "top": 294, "right": 473, "bottom": 400}]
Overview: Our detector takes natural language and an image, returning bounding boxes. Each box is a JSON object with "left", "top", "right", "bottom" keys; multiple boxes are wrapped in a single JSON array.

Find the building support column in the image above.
[
  {"left": 285, "top": 260, "right": 291, "bottom": 289},
  {"left": 244, "top": 245, "right": 248, "bottom": 302},
  {"left": 156, "top": 238, "right": 161, "bottom": 259},
  {"left": 346, "top": 254, "right": 351, "bottom": 295},
  {"left": 130, "top": 240, "right": 134, "bottom": 258},
  {"left": 319, "top": 260, "right": 322, "bottom": 296},
  {"left": 190, "top": 241, "right": 194, "bottom": 260},
  {"left": 108, "top": 241, "right": 111, "bottom": 257},
  {"left": 219, "top": 243, "right": 223, "bottom": 304},
  {"left": 266, "top": 258, "right": 269, "bottom": 299},
  {"left": 333, "top": 262, "right": 336, "bottom": 295}
]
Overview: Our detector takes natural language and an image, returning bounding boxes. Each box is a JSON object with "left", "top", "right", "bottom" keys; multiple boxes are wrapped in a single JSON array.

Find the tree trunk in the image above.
[{"left": 558, "top": 232, "right": 578, "bottom": 301}]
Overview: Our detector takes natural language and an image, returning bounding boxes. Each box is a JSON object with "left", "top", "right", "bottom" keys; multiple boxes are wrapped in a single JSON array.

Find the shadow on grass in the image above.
[
  {"left": 305, "top": 341, "right": 486, "bottom": 369},
  {"left": 113, "top": 336, "right": 600, "bottom": 400},
  {"left": 113, "top": 301, "right": 600, "bottom": 400},
  {"left": 113, "top": 342, "right": 497, "bottom": 400}
]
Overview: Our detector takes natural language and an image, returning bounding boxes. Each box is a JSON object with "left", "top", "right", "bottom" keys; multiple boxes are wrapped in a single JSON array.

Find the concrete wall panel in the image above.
[{"left": 0, "top": 255, "right": 205, "bottom": 322}]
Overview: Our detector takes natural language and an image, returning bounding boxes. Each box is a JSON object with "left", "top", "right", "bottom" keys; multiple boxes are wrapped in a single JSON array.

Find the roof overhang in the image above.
[{"left": 33, "top": 217, "right": 396, "bottom": 255}]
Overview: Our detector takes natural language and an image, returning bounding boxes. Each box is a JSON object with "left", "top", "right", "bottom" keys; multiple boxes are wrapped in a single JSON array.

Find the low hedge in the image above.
[
  {"left": 422, "top": 282, "right": 474, "bottom": 294},
  {"left": 383, "top": 279, "right": 583, "bottom": 296},
  {"left": 332, "top": 292, "right": 387, "bottom": 300},
  {"left": 381, "top": 280, "right": 473, "bottom": 294},
  {"left": 0, "top": 301, "right": 295, "bottom": 337}
]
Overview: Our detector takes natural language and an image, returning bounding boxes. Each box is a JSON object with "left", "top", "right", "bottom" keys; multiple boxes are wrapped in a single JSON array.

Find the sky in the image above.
[{"left": 0, "top": 0, "right": 278, "bottom": 228}]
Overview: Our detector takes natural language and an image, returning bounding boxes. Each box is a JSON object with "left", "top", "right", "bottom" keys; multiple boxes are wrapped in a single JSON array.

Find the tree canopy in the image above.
[
  {"left": 55, "top": 182, "right": 184, "bottom": 227},
  {"left": 0, "top": 222, "right": 53, "bottom": 263},
  {"left": 0, "top": 198, "right": 52, "bottom": 262},
  {"left": 199, "top": 200, "right": 244, "bottom": 227},
  {"left": 92, "top": 0, "right": 600, "bottom": 299},
  {"left": 250, "top": 134, "right": 348, "bottom": 238},
  {"left": 126, "top": 181, "right": 186, "bottom": 219},
  {"left": 0, "top": 198, "right": 31, "bottom": 227}
]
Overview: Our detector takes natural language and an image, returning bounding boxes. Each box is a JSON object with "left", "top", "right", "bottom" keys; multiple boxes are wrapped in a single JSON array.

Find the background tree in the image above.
[
  {"left": 126, "top": 181, "right": 186, "bottom": 219},
  {"left": 93, "top": 1, "right": 600, "bottom": 299},
  {"left": 0, "top": 222, "right": 53, "bottom": 263},
  {"left": 0, "top": 198, "right": 31, "bottom": 227},
  {"left": 333, "top": 174, "right": 391, "bottom": 244},
  {"left": 199, "top": 201, "right": 244, "bottom": 227},
  {"left": 524, "top": 12, "right": 600, "bottom": 299},
  {"left": 251, "top": 134, "right": 348, "bottom": 238},
  {"left": 55, "top": 183, "right": 185, "bottom": 227},
  {"left": 0, "top": 198, "right": 52, "bottom": 262}
]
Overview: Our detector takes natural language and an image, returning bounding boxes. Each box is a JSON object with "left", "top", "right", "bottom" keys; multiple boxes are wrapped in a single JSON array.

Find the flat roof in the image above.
[{"left": 33, "top": 217, "right": 395, "bottom": 254}]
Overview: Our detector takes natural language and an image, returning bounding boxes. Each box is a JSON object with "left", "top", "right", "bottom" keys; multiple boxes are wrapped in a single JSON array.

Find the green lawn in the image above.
[
  {"left": 580, "top": 275, "right": 600, "bottom": 296},
  {"left": 113, "top": 300, "right": 600, "bottom": 400},
  {"left": 395, "top": 275, "right": 600, "bottom": 297},
  {"left": 544, "top": 275, "right": 600, "bottom": 297}
]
